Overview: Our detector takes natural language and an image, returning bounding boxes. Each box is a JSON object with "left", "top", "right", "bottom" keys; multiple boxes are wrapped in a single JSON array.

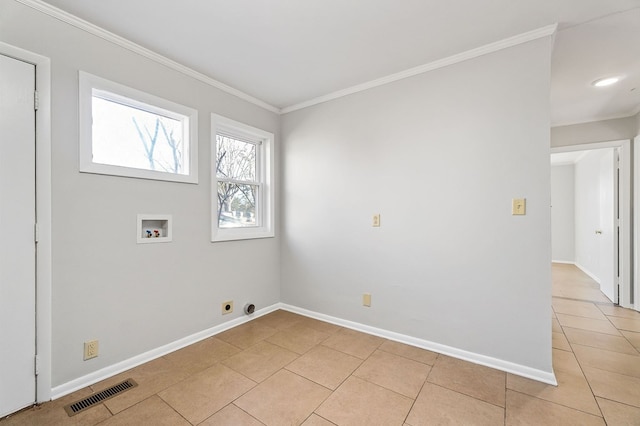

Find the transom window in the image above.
[
  {"left": 212, "top": 114, "right": 274, "bottom": 241},
  {"left": 79, "top": 71, "right": 198, "bottom": 183}
]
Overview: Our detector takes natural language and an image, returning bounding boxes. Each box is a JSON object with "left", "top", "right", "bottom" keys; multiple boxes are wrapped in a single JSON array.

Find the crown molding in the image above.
[
  {"left": 281, "top": 23, "right": 558, "bottom": 114},
  {"left": 15, "top": 0, "right": 281, "bottom": 114},
  {"left": 15, "top": 0, "right": 560, "bottom": 117}
]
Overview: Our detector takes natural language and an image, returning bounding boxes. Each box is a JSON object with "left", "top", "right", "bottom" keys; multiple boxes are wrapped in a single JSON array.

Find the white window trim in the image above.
[
  {"left": 211, "top": 114, "right": 275, "bottom": 242},
  {"left": 79, "top": 71, "right": 198, "bottom": 183}
]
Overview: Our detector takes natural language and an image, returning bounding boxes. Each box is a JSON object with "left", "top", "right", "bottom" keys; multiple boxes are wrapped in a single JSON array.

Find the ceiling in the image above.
[
  {"left": 550, "top": 151, "right": 588, "bottom": 165},
  {"left": 39, "top": 0, "right": 640, "bottom": 124}
]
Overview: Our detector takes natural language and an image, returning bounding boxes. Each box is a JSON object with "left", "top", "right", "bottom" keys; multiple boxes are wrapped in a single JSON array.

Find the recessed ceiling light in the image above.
[{"left": 592, "top": 77, "right": 620, "bottom": 87}]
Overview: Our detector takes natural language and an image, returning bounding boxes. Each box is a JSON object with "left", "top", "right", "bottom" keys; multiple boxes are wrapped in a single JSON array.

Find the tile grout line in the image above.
[
  {"left": 229, "top": 402, "right": 267, "bottom": 426},
  {"left": 400, "top": 365, "right": 432, "bottom": 426},
  {"left": 503, "top": 364, "right": 507, "bottom": 426},
  {"left": 560, "top": 311, "right": 605, "bottom": 419},
  {"left": 507, "top": 389, "right": 605, "bottom": 420},
  {"left": 376, "top": 345, "right": 439, "bottom": 367}
]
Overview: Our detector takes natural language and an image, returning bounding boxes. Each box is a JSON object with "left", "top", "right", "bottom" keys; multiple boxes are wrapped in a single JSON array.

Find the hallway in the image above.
[{"left": 549, "top": 263, "right": 640, "bottom": 424}]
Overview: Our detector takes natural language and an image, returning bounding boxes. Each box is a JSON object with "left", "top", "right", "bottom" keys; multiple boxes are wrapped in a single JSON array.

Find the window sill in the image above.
[
  {"left": 80, "top": 163, "right": 198, "bottom": 184},
  {"left": 211, "top": 228, "right": 275, "bottom": 242}
]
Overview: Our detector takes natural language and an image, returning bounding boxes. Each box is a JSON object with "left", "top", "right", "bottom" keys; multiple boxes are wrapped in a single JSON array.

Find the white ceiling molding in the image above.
[
  {"left": 281, "top": 24, "right": 558, "bottom": 114},
  {"left": 15, "top": 0, "right": 281, "bottom": 114},
  {"left": 551, "top": 140, "right": 628, "bottom": 153},
  {"left": 15, "top": 0, "right": 559, "bottom": 117}
]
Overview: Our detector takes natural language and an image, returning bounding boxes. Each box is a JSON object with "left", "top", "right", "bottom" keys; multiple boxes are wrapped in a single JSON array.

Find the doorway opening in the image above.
[{"left": 551, "top": 140, "right": 632, "bottom": 309}]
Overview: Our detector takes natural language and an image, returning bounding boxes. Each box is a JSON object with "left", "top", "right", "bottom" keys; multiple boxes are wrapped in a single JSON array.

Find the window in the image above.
[
  {"left": 79, "top": 71, "right": 198, "bottom": 183},
  {"left": 212, "top": 114, "right": 274, "bottom": 241}
]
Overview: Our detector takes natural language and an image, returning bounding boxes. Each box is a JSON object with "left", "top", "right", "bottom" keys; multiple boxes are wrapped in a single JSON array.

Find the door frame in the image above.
[
  {"left": 0, "top": 42, "right": 52, "bottom": 404},
  {"left": 634, "top": 134, "right": 640, "bottom": 312},
  {"left": 551, "top": 139, "right": 632, "bottom": 308}
]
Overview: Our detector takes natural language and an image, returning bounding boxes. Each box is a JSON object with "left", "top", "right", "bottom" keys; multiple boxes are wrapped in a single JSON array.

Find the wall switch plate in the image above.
[
  {"left": 372, "top": 214, "right": 381, "bottom": 227},
  {"left": 363, "top": 293, "right": 372, "bottom": 307},
  {"left": 84, "top": 340, "right": 99, "bottom": 360},
  {"left": 512, "top": 198, "right": 526, "bottom": 215},
  {"left": 222, "top": 301, "right": 233, "bottom": 315}
]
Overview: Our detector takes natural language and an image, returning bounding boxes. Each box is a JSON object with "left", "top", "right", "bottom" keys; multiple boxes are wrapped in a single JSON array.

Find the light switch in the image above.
[
  {"left": 512, "top": 198, "right": 526, "bottom": 215},
  {"left": 363, "top": 293, "right": 371, "bottom": 307},
  {"left": 372, "top": 214, "right": 381, "bottom": 227}
]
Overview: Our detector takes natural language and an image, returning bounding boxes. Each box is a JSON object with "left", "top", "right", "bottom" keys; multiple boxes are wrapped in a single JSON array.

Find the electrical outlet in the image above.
[
  {"left": 84, "top": 340, "right": 99, "bottom": 360},
  {"left": 363, "top": 293, "right": 372, "bottom": 307},
  {"left": 222, "top": 301, "right": 234, "bottom": 315},
  {"left": 372, "top": 214, "right": 381, "bottom": 227}
]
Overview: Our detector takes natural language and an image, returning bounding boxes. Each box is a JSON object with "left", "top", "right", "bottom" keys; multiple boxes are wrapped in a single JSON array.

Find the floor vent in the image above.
[{"left": 64, "top": 379, "right": 137, "bottom": 416}]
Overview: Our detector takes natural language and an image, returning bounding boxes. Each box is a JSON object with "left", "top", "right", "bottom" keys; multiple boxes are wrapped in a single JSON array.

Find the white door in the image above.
[
  {"left": 0, "top": 54, "right": 36, "bottom": 416},
  {"left": 598, "top": 149, "right": 616, "bottom": 303}
]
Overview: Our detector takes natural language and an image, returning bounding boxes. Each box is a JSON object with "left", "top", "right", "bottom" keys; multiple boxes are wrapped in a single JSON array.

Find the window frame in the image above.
[
  {"left": 79, "top": 71, "right": 198, "bottom": 183},
  {"left": 211, "top": 114, "right": 275, "bottom": 242}
]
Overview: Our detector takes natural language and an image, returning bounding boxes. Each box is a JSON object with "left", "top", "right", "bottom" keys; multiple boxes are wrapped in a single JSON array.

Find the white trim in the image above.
[
  {"left": 79, "top": 71, "right": 199, "bottom": 184},
  {"left": 14, "top": 0, "right": 279, "bottom": 114},
  {"left": 0, "top": 41, "right": 52, "bottom": 404},
  {"left": 575, "top": 262, "right": 601, "bottom": 284},
  {"left": 211, "top": 114, "right": 275, "bottom": 242},
  {"left": 633, "top": 134, "right": 640, "bottom": 312},
  {"left": 618, "top": 141, "right": 632, "bottom": 308},
  {"left": 281, "top": 24, "right": 558, "bottom": 114},
  {"left": 52, "top": 301, "right": 557, "bottom": 398},
  {"left": 552, "top": 260, "right": 576, "bottom": 265},
  {"left": 51, "top": 303, "right": 281, "bottom": 399},
  {"left": 551, "top": 140, "right": 630, "bottom": 153},
  {"left": 280, "top": 304, "right": 558, "bottom": 386}
]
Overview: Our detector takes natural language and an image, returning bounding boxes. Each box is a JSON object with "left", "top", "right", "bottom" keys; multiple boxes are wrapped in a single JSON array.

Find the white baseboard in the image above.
[
  {"left": 551, "top": 260, "right": 575, "bottom": 265},
  {"left": 575, "top": 262, "right": 601, "bottom": 284},
  {"left": 280, "top": 304, "right": 557, "bottom": 386},
  {"left": 52, "top": 301, "right": 558, "bottom": 398},
  {"left": 50, "top": 303, "right": 281, "bottom": 399}
]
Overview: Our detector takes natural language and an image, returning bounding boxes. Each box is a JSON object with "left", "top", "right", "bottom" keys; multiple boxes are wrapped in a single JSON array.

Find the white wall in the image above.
[
  {"left": 1, "top": 1, "right": 281, "bottom": 387},
  {"left": 574, "top": 150, "right": 610, "bottom": 280},
  {"left": 551, "top": 165, "right": 575, "bottom": 262},
  {"left": 281, "top": 37, "right": 554, "bottom": 374}
]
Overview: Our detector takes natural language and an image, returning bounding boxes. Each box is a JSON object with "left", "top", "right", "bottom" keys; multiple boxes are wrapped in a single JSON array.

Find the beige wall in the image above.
[{"left": 551, "top": 116, "right": 637, "bottom": 147}]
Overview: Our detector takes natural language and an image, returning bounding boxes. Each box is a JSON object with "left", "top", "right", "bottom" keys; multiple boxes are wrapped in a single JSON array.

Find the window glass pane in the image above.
[
  {"left": 217, "top": 182, "right": 257, "bottom": 228},
  {"left": 216, "top": 135, "right": 256, "bottom": 181},
  {"left": 92, "top": 96, "right": 187, "bottom": 174}
]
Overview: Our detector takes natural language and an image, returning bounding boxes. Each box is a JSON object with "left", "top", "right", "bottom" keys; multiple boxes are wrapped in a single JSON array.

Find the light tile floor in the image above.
[{"left": 3, "top": 263, "right": 640, "bottom": 425}]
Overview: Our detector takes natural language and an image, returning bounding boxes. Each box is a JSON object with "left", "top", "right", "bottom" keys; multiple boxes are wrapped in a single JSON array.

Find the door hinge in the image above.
[
  {"left": 34, "top": 90, "right": 39, "bottom": 111},
  {"left": 34, "top": 223, "right": 39, "bottom": 243},
  {"left": 35, "top": 355, "right": 40, "bottom": 376}
]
